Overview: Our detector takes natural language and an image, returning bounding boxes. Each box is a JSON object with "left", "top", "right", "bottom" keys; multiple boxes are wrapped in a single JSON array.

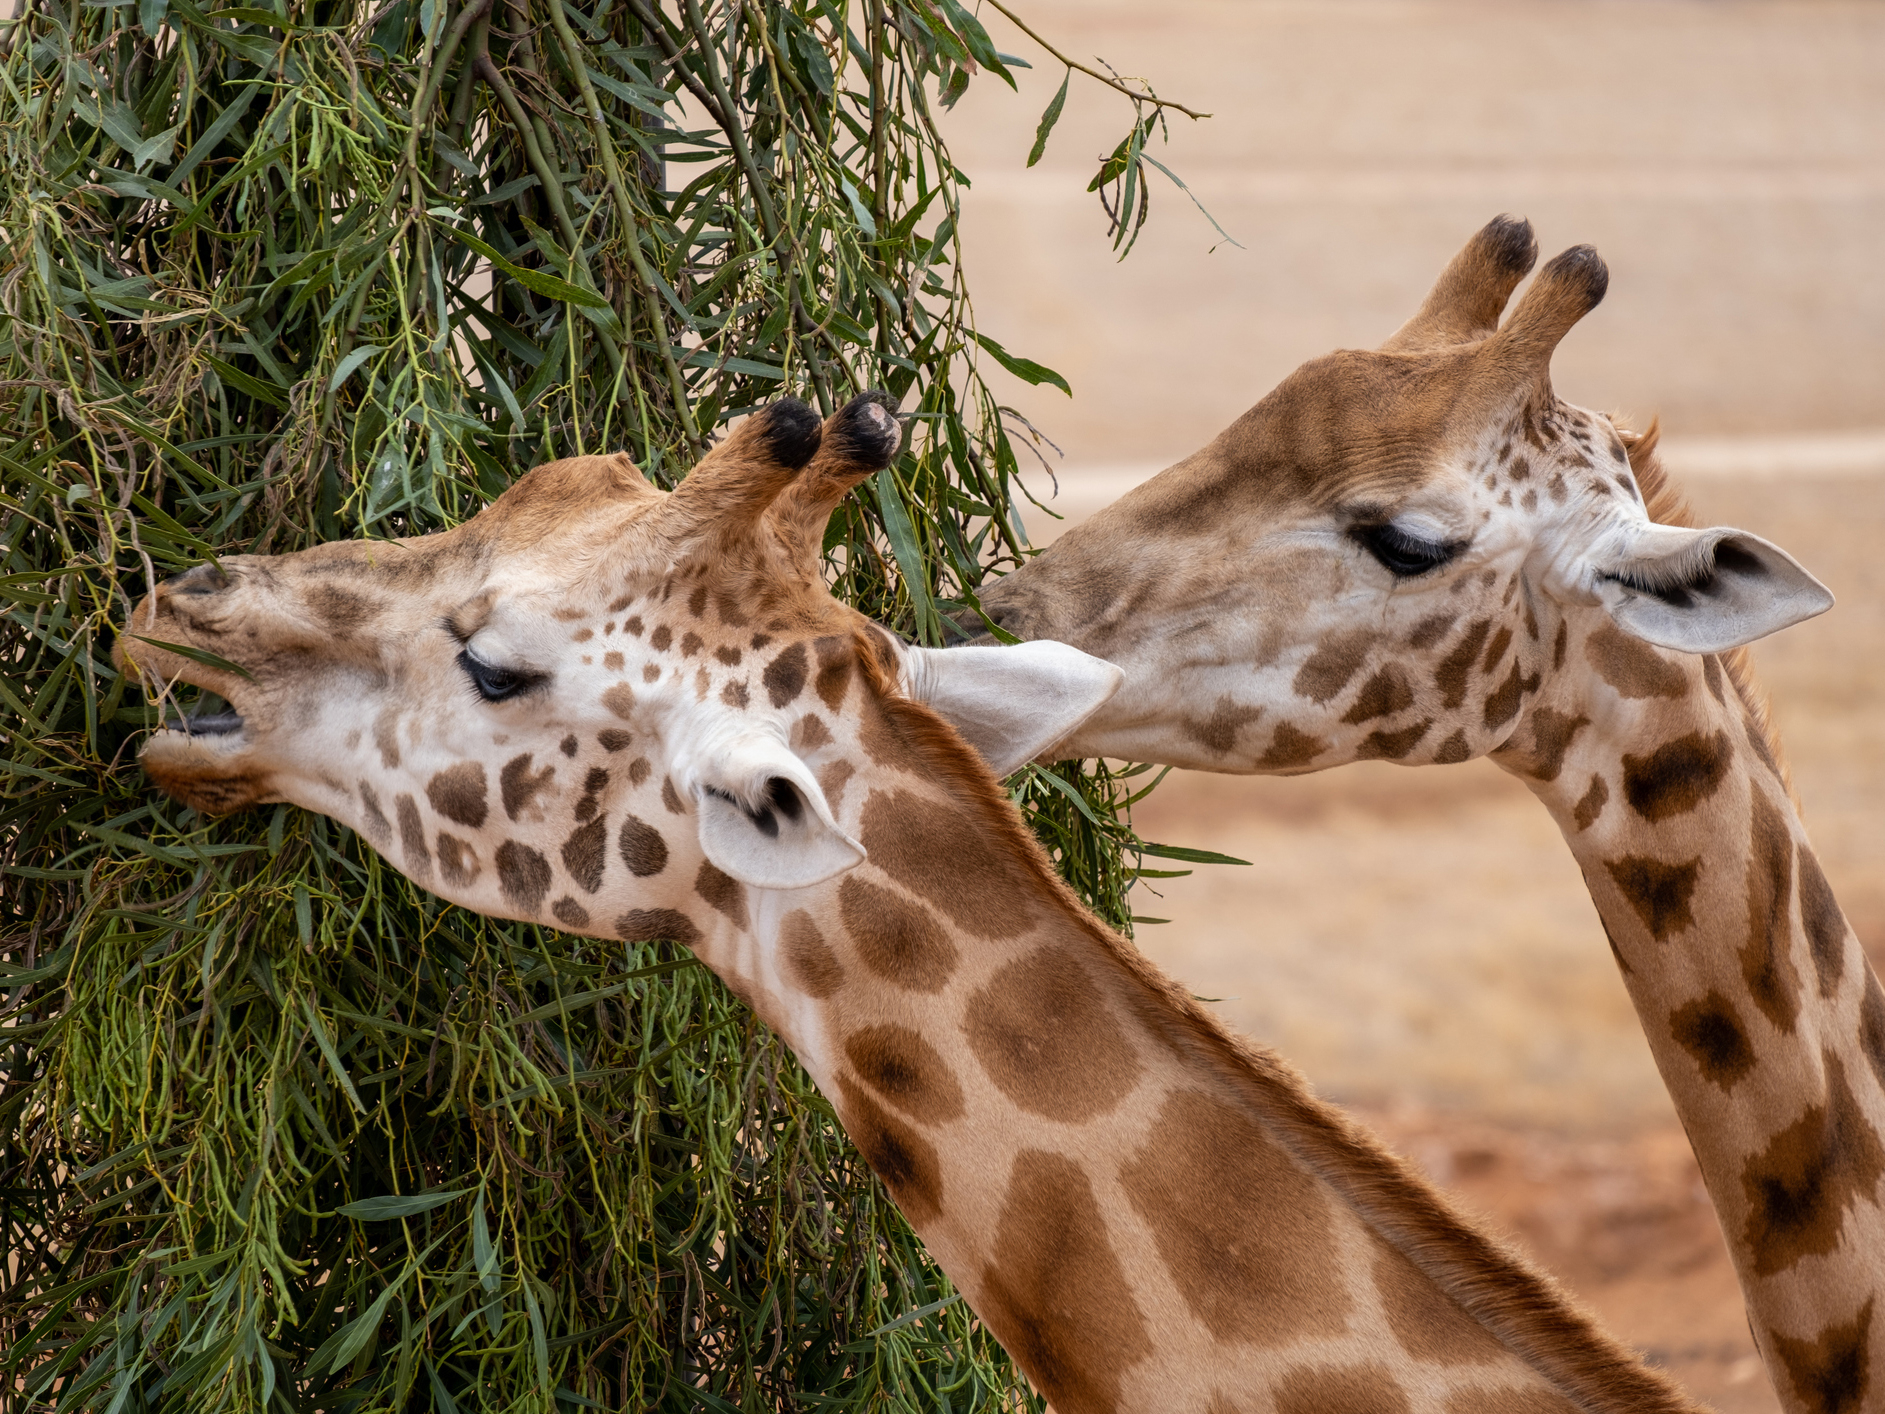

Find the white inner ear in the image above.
[
  {"left": 903, "top": 641, "right": 1125, "bottom": 776},
  {"left": 1596, "top": 525, "right": 1834, "bottom": 655},
  {"left": 693, "top": 740, "right": 864, "bottom": 892}
]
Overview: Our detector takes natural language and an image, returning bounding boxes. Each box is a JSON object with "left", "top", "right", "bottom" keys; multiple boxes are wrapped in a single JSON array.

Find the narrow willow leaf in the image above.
[
  {"left": 1027, "top": 70, "right": 1069, "bottom": 167},
  {"left": 127, "top": 635, "right": 255, "bottom": 681},
  {"left": 970, "top": 330, "right": 1071, "bottom": 395},
  {"left": 336, "top": 1187, "right": 470, "bottom": 1221},
  {"left": 1136, "top": 840, "right": 1253, "bottom": 867}
]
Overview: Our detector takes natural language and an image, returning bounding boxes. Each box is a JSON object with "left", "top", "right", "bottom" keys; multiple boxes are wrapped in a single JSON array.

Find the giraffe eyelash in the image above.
[
  {"left": 456, "top": 648, "right": 546, "bottom": 703},
  {"left": 1350, "top": 523, "right": 1465, "bottom": 578}
]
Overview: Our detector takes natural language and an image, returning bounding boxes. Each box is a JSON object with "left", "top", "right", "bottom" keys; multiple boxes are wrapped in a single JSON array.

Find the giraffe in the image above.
[
  {"left": 971, "top": 216, "right": 1883, "bottom": 1414},
  {"left": 113, "top": 393, "right": 1708, "bottom": 1414}
]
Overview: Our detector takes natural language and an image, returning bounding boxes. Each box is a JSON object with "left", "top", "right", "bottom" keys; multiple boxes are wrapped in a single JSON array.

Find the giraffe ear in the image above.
[
  {"left": 693, "top": 738, "right": 866, "bottom": 891},
  {"left": 1596, "top": 524, "right": 1834, "bottom": 654},
  {"left": 903, "top": 641, "right": 1125, "bottom": 776}
]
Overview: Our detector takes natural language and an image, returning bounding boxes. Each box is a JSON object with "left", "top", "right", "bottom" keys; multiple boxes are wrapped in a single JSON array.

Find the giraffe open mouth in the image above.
[{"left": 160, "top": 708, "right": 245, "bottom": 737}]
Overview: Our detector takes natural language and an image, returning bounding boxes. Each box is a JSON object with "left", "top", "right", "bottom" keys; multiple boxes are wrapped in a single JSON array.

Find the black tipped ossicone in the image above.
[
  {"left": 757, "top": 397, "right": 824, "bottom": 470},
  {"left": 1542, "top": 244, "right": 1609, "bottom": 312},
  {"left": 827, "top": 389, "right": 902, "bottom": 470},
  {"left": 1481, "top": 214, "right": 1539, "bottom": 278}
]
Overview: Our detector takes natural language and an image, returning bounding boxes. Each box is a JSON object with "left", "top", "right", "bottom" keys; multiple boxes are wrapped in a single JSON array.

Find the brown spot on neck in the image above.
[
  {"left": 964, "top": 944, "right": 1142, "bottom": 1122},
  {"left": 494, "top": 839, "right": 550, "bottom": 912},
  {"left": 1768, "top": 1297, "right": 1875, "bottom": 1414},
  {"left": 763, "top": 641, "right": 809, "bottom": 707},
  {"left": 1121, "top": 1088, "right": 1350, "bottom": 1345},
  {"left": 1435, "top": 620, "right": 1492, "bottom": 709},
  {"left": 975, "top": 1149, "right": 1153, "bottom": 1414},
  {"left": 860, "top": 788, "right": 1037, "bottom": 939},
  {"left": 1669, "top": 990, "right": 1756, "bottom": 1092},
  {"left": 695, "top": 860, "right": 747, "bottom": 928},
  {"left": 835, "top": 1074, "right": 944, "bottom": 1224},
  {"left": 1605, "top": 855, "right": 1702, "bottom": 940},
  {"left": 1259, "top": 721, "right": 1326, "bottom": 770},
  {"left": 1620, "top": 730, "right": 1733, "bottom": 823},
  {"left": 843, "top": 1024, "right": 964, "bottom": 1125},
  {"left": 1740, "top": 1056, "right": 1885, "bottom": 1278},
  {"left": 1584, "top": 623, "right": 1689, "bottom": 699},
  {"left": 837, "top": 875, "right": 958, "bottom": 992},
  {"left": 1740, "top": 789, "right": 1801, "bottom": 1032}
]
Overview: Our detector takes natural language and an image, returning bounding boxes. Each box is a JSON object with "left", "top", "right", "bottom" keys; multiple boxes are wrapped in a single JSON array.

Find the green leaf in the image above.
[
  {"left": 1136, "top": 841, "right": 1253, "bottom": 867},
  {"left": 874, "top": 467, "right": 939, "bottom": 642},
  {"left": 205, "top": 354, "right": 286, "bottom": 408},
  {"left": 126, "top": 635, "right": 255, "bottom": 682},
  {"left": 328, "top": 344, "right": 384, "bottom": 394},
  {"left": 971, "top": 331, "right": 1071, "bottom": 396},
  {"left": 336, "top": 1187, "right": 470, "bottom": 1221},
  {"left": 1027, "top": 70, "right": 1069, "bottom": 167},
  {"left": 444, "top": 225, "right": 610, "bottom": 308}
]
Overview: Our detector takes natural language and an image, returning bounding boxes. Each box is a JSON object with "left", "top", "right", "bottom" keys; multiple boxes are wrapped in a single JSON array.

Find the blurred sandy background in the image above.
[{"left": 937, "top": 4, "right": 1884, "bottom": 1409}]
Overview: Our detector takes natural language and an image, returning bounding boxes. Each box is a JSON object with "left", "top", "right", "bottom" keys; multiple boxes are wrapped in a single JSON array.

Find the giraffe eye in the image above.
[
  {"left": 1352, "top": 523, "right": 1463, "bottom": 578},
  {"left": 457, "top": 648, "right": 543, "bottom": 703}
]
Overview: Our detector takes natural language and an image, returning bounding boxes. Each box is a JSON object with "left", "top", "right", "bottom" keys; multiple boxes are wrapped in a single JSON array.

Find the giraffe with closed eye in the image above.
[
  {"left": 977, "top": 215, "right": 1879, "bottom": 1414},
  {"left": 118, "top": 392, "right": 1707, "bottom": 1413}
]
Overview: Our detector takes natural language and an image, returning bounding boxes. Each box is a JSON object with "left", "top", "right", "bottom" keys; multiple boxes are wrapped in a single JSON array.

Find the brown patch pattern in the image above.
[
  {"left": 615, "top": 814, "right": 668, "bottom": 877},
  {"left": 1186, "top": 696, "right": 1264, "bottom": 754},
  {"left": 1481, "top": 658, "right": 1538, "bottom": 731},
  {"left": 1293, "top": 629, "right": 1375, "bottom": 704},
  {"left": 1371, "top": 1235, "right": 1505, "bottom": 1365},
  {"left": 860, "top": 789, "right": 1036, "bottom": 940},
  {"left": 499, "top": 753, "right": 556, "bottom": 821},
  {"left": 426, "top": 762, "right": 489, "bottom": 827},
  {"left": 1341, "top": 666, "right": 1414, "bottom": 725},
  {"left": 835, "top": 1075, "right": 944, "bottom": 1225},
  {"left": 436, "top": 832, "right": 479, "bottom": 888},
  {"left": 780, "top": 910, "right": 844, "bottom": 998},
  {"left": 695, "top": 861, "right": 748, "bottom": 929},
  {"left": 1620, "top": 730, "right": 1733, "bottom": 823},
  {"left": 763, "top": 641, "right": 809, "bottom": 708},
  {"left": 1585, "top": 624, "right": 1689, "bottom": 699},
  {"left": 495, "top": 840, "right": 551, "bottom": 912},
  {"left": 964, "top": 944, "right": 1142, "bottom": 1122},
  {"left": 1524, "top": 708, "right": 1588, "bottom": 783},
  {"left": 560, "top": 816, "right": 607, "bottom": 894},
  {"left": 1573, "top": 774, "right": 1609, "bottom": 831},
  {"left": 1798, "top": 846, "right": 1849, "bottom": 997},
  {"left": 357, "top": 781, "right": 392, "bottom": 845},
  {"left": 551, "top": 897, "right": 590, "bottom": 929},
  {"left": 1274, "top": 1363, "right": 1410, "bottom": 1414},
  {"left": 843, "top": 1024, "right": 965, "bottom": 1125},
  {"left": 1435, "top": 620, "right": 1492, "bottom": 708},
  {"left": 1770, "top": 1297, "right": 1875, "bottom": 1414},
  {"left": 838, "top": 875, "right": 958, "bottom": 993},
  {"left": 975, "top": 1149, "right": 1153, "bottom": 1414},
  {"left": 616, "top": 907, "right": 699, "bottom": 946},
  {"left": 1741, "top": 788, "right": 1802, "bottom": 1032},
  {"left": 1741, "top": 1056, "right": 1885, "bottom": 1277},
  {"left": 1432, "top": 728, "right": 1471, "bottom": 764},
  {"left": 1669, "top": 990, "right": 1756, "bottom": 1091},
  {"left": 1259, "top": 721, "right": 1326, "bottom": 770},
  {"left": 396, "top": 793, "right": 431, "bottom": 880},
  {"left": 1605, "top": 855, "right": 1702, "bottom": 940},
  {"left": 814, "top": 636, "right": 852, "bottom": 710},
  {"left": 1357, "top": 720, "right": 1432, "bottom": 760},
  {"left": 1121, "top": 1089, "right": 1350, "bottom": 1345}
]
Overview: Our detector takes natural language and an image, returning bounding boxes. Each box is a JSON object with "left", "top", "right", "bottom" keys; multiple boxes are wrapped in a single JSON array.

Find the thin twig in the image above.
[{"left": 981, "top": 0, "right": 1211, "bottom": 121}]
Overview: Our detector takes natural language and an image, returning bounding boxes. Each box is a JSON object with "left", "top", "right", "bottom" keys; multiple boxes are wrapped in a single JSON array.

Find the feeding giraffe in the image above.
[
  {"left": 116, "top": 394, "right": 1705, "bottom": 1414},
  {"left": 973, "top": 216, "right": 1880, "bottom": 1414}
]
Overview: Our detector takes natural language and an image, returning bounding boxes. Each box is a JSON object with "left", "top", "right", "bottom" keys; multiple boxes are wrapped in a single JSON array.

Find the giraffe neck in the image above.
[
  {"left": 1498, "top": 630, "right": 1885, "bottom": 1414},
  {"left": 691, "top": 684, "right": 1697, "bottom": 1414}
]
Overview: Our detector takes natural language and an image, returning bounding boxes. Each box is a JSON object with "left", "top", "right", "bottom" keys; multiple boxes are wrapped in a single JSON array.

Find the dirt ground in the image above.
[{"left": 927, "top": 5, "right": 1884, "bottom": 1407}]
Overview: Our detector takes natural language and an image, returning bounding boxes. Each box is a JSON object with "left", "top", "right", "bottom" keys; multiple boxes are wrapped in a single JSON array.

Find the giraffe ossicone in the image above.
[
  {"left": 978, "top": 215, "right": 1879, "bottom": 1414},
  {"left": 119, "top": 391, "right": 1702, "bottom": 1412}
]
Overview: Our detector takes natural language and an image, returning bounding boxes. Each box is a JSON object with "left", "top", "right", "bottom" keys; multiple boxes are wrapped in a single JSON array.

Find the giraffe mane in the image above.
[
  {"left": 856, "top": 638, "right": 1702, "bottom": 1414},
  {"left": 1619, "top": 420, "right": 1794, "bottom": 798}
]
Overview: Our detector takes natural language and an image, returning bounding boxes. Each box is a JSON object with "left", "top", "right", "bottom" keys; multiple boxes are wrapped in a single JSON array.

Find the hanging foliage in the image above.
[{"left": 0, "top": 0, "right": 1218, "bottom": 1408}]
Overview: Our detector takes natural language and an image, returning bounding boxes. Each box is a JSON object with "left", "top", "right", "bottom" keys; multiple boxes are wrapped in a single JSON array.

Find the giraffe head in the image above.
[
  {"left": 116, "top": 394, "right": 1121, "bottom": 926},
  {"left": 976, "top": 216, "right": 1833, "bottom": 773}
]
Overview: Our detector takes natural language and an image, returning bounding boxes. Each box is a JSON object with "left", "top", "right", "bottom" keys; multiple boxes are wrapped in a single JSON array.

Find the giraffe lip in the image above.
[{"left": 160, "top": 708, "right": 246, "bottom": 737}]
